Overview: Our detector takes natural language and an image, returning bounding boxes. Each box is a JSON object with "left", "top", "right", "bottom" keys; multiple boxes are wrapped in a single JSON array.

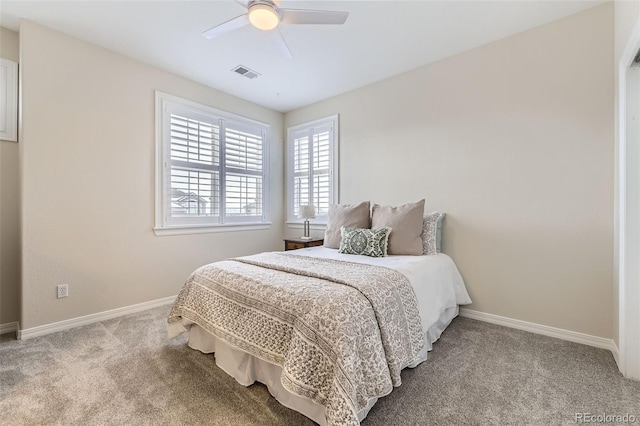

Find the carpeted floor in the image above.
[{"left": 0, "top": 306, "right": 638, "bottom": 425}]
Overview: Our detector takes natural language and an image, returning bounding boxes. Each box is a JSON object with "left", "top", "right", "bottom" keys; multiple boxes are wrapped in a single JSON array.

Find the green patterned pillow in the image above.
[{"left": 339, "top": 226, "right": 392, "bottom": 257}]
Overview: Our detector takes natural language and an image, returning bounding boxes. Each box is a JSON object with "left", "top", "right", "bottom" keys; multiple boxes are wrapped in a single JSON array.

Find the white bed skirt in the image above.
[{"left": 181, "top": 305, "right": 459, "bottom": 425}]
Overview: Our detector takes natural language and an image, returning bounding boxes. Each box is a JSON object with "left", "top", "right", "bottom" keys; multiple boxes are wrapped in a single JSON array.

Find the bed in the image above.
[{"left": 168, "top": 245, "right": 471, "bottom": 425}]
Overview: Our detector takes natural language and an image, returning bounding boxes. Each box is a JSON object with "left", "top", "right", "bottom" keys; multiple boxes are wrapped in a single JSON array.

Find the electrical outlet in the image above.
[{"left": 57, "top": 284, "right": 69, "bottom": 299}]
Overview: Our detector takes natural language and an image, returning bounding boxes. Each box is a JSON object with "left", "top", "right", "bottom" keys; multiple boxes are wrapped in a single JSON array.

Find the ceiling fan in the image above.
[{"left": 202, "top": 0, "right": 349, "bottom": 58}]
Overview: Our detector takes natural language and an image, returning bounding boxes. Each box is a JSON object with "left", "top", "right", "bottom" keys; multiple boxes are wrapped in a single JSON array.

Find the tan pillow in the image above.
[
  {"left": 371, "top": 199, "right": 425, "bottom": 255},
  {"left": 324, "top": 202, "right": 371, "bottom": 248}
]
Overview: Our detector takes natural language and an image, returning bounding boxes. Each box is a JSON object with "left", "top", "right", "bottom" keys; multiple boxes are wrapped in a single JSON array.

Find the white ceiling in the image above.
[{"left": 0, "top": 0, "right": 605, "bottom": 112}]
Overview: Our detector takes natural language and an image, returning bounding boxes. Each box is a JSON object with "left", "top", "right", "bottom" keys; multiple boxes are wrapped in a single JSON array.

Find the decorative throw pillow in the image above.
[
  {"left": 339, "top": 226, "right": 391, "bottom": 257},
  {"left": 371, "top": 199, "right": 425, "bottom": 255},
  {"left": 422, "top": 212, "right": 445, "bottom": 255},
  {"left": 324, "top": 201, "right": 371, "bottom": 249}
]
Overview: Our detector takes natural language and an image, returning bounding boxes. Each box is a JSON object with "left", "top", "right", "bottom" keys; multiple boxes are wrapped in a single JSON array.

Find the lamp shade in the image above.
[{"left": 298, "top": 204, "right": 316, "bottom": 219}]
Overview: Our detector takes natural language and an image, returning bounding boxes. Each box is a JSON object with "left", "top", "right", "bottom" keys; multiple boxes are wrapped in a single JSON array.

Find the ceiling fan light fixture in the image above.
[{"left": 248, "top": 4, "right": 280, "bottom": 31}]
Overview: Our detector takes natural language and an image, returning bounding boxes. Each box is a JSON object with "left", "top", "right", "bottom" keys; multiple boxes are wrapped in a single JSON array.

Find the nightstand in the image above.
[{"left": 284, "top": 238, "right": 324, "bottom": 251}]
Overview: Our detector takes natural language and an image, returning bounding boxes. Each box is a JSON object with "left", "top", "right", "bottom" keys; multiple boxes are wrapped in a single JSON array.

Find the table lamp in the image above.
[{"left": 298, "top": 204, "right": 316, "bottom": 240}]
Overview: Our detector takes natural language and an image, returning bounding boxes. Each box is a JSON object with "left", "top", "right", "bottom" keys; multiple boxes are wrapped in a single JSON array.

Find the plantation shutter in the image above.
[
  {"left": 158, "top": 93, "right": 270, "bottom": 231},
  {"left": 292, "top": 131, "right": 310, "bottom": 218},
  {"left": 224, "top": 122, "right": 264, "bottom": 221},
  {"left": 290, "top": 124, "right": 332, "bottom": 218},
  {"left": 169, "top": 111, "right": 220, "bottom": 223},
  {"left": 311, "top": 126, "right": 331, "bottom": 217}
]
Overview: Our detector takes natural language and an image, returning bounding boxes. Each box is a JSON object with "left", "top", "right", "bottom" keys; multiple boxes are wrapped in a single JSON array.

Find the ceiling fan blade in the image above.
[
  {"left": 266, "top": 28, "right": 292, "bottom": 59},
  {"left": 202, "top": 14, "right": 249, "bottom": 39},
  {"left": 280, "top": 9, "right": 349, "bottom": 25},
  {"left": 233, "top": 0, "right": 250, "bottom": 8}
]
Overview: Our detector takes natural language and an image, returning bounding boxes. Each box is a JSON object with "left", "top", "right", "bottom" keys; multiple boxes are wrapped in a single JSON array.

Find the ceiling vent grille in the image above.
[{"left": 232, "top": 65, "right": 260, "bottom": 79}]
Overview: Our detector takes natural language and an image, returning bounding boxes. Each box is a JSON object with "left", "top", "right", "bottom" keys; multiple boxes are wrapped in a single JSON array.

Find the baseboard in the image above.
[
  {"left": 0, "top": 321, "right": 19, "bottom": 335},
  {"left": 18, "top": 296, "right": 176, "bottom": 340},
  {"left": 611, "top": 341, "right": 620, "bottom": 367},
  {"left": 459, "top": 308, "right": 617, "bottom": 353}
]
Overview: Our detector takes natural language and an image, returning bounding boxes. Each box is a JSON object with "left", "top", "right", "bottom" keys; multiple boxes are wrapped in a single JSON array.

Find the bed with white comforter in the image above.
[{"left": 168, "top": 246, "right": 471, "bottom": 425}]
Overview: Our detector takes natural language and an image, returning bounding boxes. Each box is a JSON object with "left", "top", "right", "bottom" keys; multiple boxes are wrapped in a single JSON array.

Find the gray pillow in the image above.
[
  {"left": 324, "top": 201, "right": 371, "bottom": 248},
  {"left": 371, "top": 199, "right": 425, "bottom": 255},
  {"left": 339, "top": 226, "right": 391, "bottom": 257},
  {"left": 422, "top": 212, "right": 445, "bottom": 255}
]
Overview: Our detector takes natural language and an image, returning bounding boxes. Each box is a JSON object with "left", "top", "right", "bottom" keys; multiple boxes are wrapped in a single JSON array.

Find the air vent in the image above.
[{"left": 232, "top": 65, "right": 260, "bottom": 80}]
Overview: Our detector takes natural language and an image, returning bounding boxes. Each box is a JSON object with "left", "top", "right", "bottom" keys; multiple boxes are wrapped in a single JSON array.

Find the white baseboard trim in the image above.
[
  {"left": 459, "top": 308, "right": 617, "bottom": 354},
  {"left": 611, "top": 341, "right": 620, "bottom": 367},
  {"left": 0, "top": 321, "right": 19, "bottom": 335},
  {"left": 18, "top": 296, "right": 176, "bottom": 340}
]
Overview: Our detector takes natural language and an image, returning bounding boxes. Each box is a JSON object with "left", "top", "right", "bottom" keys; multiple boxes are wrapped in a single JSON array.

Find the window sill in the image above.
[{"left": 154, "top": 222, "right": 272, "bottom": 236}]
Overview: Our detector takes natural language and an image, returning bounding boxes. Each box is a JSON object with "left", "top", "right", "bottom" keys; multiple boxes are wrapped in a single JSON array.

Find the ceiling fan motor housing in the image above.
[{"left": 248, "top": 1, "right": 281, "bottom": 31}]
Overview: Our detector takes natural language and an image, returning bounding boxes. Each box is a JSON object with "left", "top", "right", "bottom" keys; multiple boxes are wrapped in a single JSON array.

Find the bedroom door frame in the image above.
[{"left": 617, "top": 19, "right": 640, "bottom": 380}]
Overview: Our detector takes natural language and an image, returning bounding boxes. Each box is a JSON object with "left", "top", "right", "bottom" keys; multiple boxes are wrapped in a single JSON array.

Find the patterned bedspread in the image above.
[{"left": 168, "top": 252, "right": 425, "bottom": 425}]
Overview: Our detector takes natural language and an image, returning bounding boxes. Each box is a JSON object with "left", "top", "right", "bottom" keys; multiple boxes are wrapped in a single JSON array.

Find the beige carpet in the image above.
[{"left": 0, "top": 306, "right": 638, "bottom": 425}]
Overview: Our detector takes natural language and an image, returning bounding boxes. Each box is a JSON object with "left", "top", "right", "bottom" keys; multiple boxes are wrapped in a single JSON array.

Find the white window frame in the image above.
[
  {"left": 0, "top": 58, "right": 18, "bottom": 142},
  {"left": 154, "top": 91, "right": 270, "bottom": 236},
  {"left": 286, "top": 115, "right": 339, "bottom": 226}
]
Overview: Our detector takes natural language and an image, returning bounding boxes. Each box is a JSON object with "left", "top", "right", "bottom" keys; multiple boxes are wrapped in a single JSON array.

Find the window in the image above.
[
  {"left": 286, "top": 115, "right": 338, "bottom": 224},
  {"left": 155, "top": 92, "right": 270, "bottom": 235}
]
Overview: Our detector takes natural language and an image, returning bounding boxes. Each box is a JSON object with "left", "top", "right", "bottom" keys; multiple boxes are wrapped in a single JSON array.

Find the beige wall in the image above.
[
  {"left": 286, "top": 4, "right": 615, "bottom": 338},
  {"left": 1, "top": 27, "right": 19, "bottom": 61},
  {"left": 615, "top": 0, "right": 640, "bottom": 60},
  {"left": 0, "top": 27, "right": 20, "bottom": 327},
  {"left": 20, "top": 21, "right": 284, "bottom": 330}
]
